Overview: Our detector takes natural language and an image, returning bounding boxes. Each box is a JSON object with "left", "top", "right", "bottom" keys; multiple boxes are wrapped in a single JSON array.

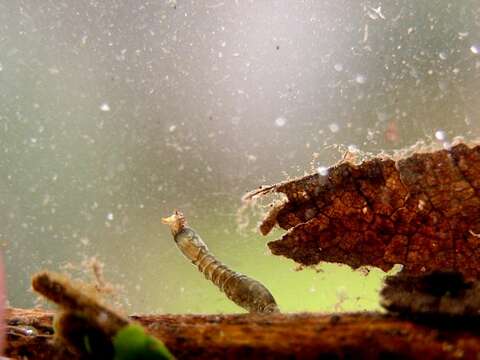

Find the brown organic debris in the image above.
[
  {"left": 7, "top": 307, "right": 480, "bottom": 359},
  {"left": 381, "top": 271, "right": 480, "bottom": 317},
  {"left": 247, "top": 143, "right": 480, "bottom": 281}
]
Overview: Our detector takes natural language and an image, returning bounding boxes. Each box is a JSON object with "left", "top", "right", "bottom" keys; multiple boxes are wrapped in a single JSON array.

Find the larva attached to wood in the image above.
[{"left": 162, "top": 210, "right": 279, "bottom": 314}]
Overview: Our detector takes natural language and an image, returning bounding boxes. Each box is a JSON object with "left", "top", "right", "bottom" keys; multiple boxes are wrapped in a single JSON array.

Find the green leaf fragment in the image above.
[{"left": 113, "top": 323, "right": 175, "bottom": 360}]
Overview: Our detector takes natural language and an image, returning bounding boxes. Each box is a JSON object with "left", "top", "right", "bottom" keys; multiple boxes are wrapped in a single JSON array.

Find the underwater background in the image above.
[{"left": 0, "top": 0, "right": 479, "bottom": 313}]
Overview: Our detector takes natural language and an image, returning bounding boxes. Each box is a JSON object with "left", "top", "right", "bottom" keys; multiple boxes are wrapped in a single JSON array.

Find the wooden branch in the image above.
[{"left": 5, "top": 308, "right": 480, "bottom": 359}]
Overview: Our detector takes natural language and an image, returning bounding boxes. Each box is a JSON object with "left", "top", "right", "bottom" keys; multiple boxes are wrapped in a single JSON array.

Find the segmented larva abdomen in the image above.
[{"left": 174, "top": 227, "right": 279, "bottom": 313}]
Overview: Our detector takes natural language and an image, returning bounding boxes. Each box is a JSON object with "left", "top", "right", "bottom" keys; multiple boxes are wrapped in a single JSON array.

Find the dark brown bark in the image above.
[
  {"left": 5, "top": 307, "right": 480, "bottom": 359},
  {"left": 249, "top": 143, "right": 480, "bottom": 281}
]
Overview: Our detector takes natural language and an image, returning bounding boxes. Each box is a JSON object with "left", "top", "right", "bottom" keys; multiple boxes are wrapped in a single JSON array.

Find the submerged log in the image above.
[{"left": 5, "top": 307, "right": 480, "bottom": 359}]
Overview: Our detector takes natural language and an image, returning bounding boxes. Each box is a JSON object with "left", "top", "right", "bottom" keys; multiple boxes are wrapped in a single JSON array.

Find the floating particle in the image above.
[
  {"left": 107, "top": 213, "right": 114, "bottom": 221},
  {"left": 434, "top": 130, "right": 446, "bottom": 141},
  {"left": 328, "top": 123, "right": 340, "bottom": 133},
  {"left": 470, "top": 44, "right": 480, "bottom": 55},
  {"left": 275, "top": 117, "right": 287, "bottom": 127},
  {"left": 100, "top": 103, "right": 111, "bottom": 112},
  {"left": 334, "top": 64, "right": 343, "bottom": 72},
  {"left": 317, "top": 166, "right": 328, "bottom": 176},
  {"left": 355, "top": 74, "right": 367, "bottom": 84}
]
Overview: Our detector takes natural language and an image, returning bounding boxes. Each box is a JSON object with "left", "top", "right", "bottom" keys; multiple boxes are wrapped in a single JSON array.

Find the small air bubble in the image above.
[
  {"left": 434, "top": 130, "right": 446, "bottom": 141},
  {"left": 355, "top": 74, "right": 367, "bottom": 84},
  {"left": 275, "top": 117, "right": 287, "bottom": 127},
  {"left": 348, "top": 144, "right": 358, "bottom": 152},
  {"left": 334, "top": 63, "right": 343, "bottom": 72},
  {"left": 328, "top": 123, "right": 340, "bottom": 133},
  {"left": 438, "top": 52, "right": 447, "bottom": 60},
  {"left": 100, "top": 102, "right": 111, "bottom": 112},
  {"left": 107, "top": 213, "right": 114, "bottom": 221},
  {"left": 168, "top": 125, "right": 176, "bottom": 132},
  {"left": 470, "top": 44, "right": 480, "bottom": 54},
  {"left": 317, "top": 166, "right": 329, "bottom": 176}
]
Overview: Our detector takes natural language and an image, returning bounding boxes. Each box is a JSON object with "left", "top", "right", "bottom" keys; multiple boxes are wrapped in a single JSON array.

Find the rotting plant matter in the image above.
[
  {"left": 247, "top": 143, "right": 480, "bottom": 280},
  {"left": 246, "top": 143, "right": 480, "bottom": 315}
]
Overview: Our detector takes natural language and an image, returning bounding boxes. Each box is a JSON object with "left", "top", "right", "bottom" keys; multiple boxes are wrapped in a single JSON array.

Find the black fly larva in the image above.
[{"left": 162, "top": 210, "right": 279, "bottom": 313}]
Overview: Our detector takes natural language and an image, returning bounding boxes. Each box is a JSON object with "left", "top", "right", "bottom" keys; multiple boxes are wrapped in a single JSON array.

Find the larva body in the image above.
[
  {"left": 175, "top": 227, "right": 279, "bottom": 313},
  {"left": 162, "top": 211, "right": 279, "bottom": 314}
]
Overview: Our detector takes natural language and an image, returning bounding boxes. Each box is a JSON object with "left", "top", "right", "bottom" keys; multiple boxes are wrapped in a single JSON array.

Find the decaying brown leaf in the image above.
[{"left": 247, "top": 143, "right": 480, "bottom": 281}]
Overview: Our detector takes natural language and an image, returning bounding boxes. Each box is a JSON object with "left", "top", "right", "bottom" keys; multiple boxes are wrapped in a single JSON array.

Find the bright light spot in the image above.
[
  {"left": 470, "top": 44, "right": 480, "bottom": 54},
  {"left": 317, "top": 166, "right": 329, "bottom": 176},
  {"left": 434, "top": 130, "right": 446, "bottom": 141},
  {"left": 30, "top": 138, "right": 37, "bottom": 144},
  {"left": 348, "top": 144, "right": 358, "bottom": 152},
  {"left": 328, "top": 123, "right": 340, "bottom": 133},
  {"left": 247, "top": 154, "right": 257, "bottom": 162},
  {"left": 107, "top": 212, "right": 114, "bottom": 221},
  {"left": 275, "top": 117, "right": 287, "bottom": 127},
  {"left": 0, "top": 63, "right": 3, "bottom": 71},
  {"left": 169, "top": 125, "right": 176, "bottom": 132},
  {"left": 438, "top": 52, "right": 447, "bottom": 60},
  {"left": 355, "top": 74, "right": 367, "bottom": 84},
  {"left": 100, "top": 102, "right": 111, "bottom": 112},
  {"left": 334, "top": 63, "right": 343, "bottom": 72}
]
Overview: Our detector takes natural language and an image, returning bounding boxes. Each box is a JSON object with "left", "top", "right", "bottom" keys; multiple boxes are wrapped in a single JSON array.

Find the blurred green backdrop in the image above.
[{"left": 0, "top": 0, "right": 479, "bottom": 313}]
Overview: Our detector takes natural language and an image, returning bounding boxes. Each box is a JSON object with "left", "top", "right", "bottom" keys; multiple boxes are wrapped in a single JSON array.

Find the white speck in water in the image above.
[
  {"left": 348, "top": 144, "right": 358, "bottom": 152},
  {"left": 334, "top": 63, "right": 343, "bottom": 72},
  {"left": 275, "top": 117, "right": 287, "bottom": 127},
  {"left": 443, "top": 142, "right": 452, "bottom": 150},
  {"left": 438, "top": 52, "right": 447, "bottom": 60},
  {"left": 317, "top": 166, "right": 329, "bottom": 176},
  {"left": 328, "top": 123, "right": 340, "bottom": 133},
  {"left": 0, "top": 63, "right": 3, "bottom": 71},
  {"left": 30, "top": 137, "right": 37, "bottom": 144},
  {"left": 470, "top": 44, "right": 480, "bottom": 55},
  {"left": 100, "top": 102, "right": 111, "bottom": 112},
  {"left": 434, "top": 130, "right": 446, "bottom": 141},
  {"left": 80, "top": 237, "right": 90, "bottom": 246},
  {"left": 168, "top": 125, "right": 176, "bottom": 132},
  {"left": 107, "top": 212, "right": 114, "bottom": 221},
  {"left": 355, "top": 74, "right": 367, "bottom": 84},
  {"left": 48, "top": 67, "right": 59, "bottom": 75}
]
